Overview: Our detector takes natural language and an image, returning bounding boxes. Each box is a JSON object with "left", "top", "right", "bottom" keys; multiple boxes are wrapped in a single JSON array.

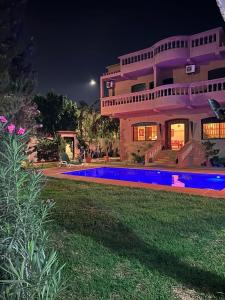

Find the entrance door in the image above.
[
  {"left": 165, "top": 119, "right": 189, "bottom": 150},
  {"left": 170, "top": 123, "right": 185, "bottom": 150}
]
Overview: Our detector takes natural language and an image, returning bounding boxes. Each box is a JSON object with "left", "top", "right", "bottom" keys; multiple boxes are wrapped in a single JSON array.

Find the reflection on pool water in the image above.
[{"left": 63, "top": 167, "right": 225, "bottom": 191}]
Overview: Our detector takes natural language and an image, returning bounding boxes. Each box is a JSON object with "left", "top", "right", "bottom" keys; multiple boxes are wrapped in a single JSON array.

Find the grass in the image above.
[{"left": 42, "top": 178, "right": 225, "bottom": 300}]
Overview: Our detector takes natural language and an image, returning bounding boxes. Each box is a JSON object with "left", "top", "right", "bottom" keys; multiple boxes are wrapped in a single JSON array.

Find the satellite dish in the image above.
[{"left": 208, "top": 99, "right": 225, "bottom": 120}]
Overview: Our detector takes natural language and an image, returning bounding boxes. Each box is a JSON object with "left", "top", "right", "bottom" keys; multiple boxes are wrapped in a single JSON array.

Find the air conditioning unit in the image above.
[
  {"left": 186, "top": 64, "right": 196, "bottom": 74},
  {"left": 106, "top": 80, "right": 115, "bottom": 89}
]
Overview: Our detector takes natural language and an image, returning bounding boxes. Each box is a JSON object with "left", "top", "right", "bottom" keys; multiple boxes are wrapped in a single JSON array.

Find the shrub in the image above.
[
  {"left": 0, "top": 116, "right": 65, "bottom": 299},
  {"left": 36, "top": 138, "right": 59, "bottom": 161},
  {"left": 131, "top": 150, "right": 145, "bottom": 164},
  {"left": 202, "top": 141, "right": 220, "bottom": 160},
  {"left": 210, "top": 156, "right": 225, "bottom": 167}
]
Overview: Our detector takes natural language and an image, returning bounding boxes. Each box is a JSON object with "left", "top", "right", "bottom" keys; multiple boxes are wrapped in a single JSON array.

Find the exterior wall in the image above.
[
  {"left": 114, "top": 73, "right": 154, "bottom": 96},
  {"left": 106, "top": 63, "right": 120, "bottom": 73},
  {"left": 101, "top": 27, "right": 225, "bottom": 163},
  {"left": 109, "top": 58, "right": 225, "bottom": 97},
  {"left": 173, "top": 59, "right": 225, "bottom": 84},
  {"left": 120, "top": 111, "right": 225, "bottom": 161}
]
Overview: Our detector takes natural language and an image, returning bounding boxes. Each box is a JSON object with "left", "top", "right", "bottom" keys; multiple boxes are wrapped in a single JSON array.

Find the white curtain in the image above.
[{"left": 216, "top": 0, "right": 225, "bottom": 21}]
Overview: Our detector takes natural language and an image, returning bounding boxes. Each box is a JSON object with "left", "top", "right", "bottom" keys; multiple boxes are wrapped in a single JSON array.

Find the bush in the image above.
[
  {"left": 0, "top": 116, "right": 64, "bottom": 299},
  {"left": 131, "top": 151, "right": 145, "bottom": 164},
  {"left": 36, "top": 138, "right": 59, "bottom": 161},
  {"left": 210, "top": 156, "right": 225, "bottom": 167}
]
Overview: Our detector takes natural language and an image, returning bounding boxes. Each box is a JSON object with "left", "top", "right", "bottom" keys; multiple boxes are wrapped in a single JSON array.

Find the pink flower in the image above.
[
  {"left": 17, "top": 127, "right": 26, "bottom": 135},
  {"left": 0, "top": 116, "right": 7, "bottom": 123},
  {"left": 7, "top": 124, "right": 16, "bottom": 134}
]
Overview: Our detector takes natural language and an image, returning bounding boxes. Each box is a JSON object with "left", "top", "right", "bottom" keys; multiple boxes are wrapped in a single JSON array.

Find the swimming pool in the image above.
[{"left": 63, "top": 167, "right": 225, "bottom": 191}]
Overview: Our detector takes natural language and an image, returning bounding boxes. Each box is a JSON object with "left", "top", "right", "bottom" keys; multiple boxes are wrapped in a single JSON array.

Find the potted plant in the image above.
[{"left": 85, "top": 156, "right": 92, "bottom": 163}]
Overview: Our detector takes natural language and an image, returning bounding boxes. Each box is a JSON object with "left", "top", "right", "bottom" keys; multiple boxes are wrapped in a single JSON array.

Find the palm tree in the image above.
[{"left": 216, "top": 0, "right": 225, "bottom": 21}]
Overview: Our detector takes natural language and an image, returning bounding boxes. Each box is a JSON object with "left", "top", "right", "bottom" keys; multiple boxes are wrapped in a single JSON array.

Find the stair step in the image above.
[{"left": 149, "top": 149, "right": 178, "bottom": 166}]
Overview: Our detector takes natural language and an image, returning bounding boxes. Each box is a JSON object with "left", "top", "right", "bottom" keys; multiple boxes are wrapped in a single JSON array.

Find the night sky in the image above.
[{"left": 25, "top": 0, "right": 224, "bottom": 104}]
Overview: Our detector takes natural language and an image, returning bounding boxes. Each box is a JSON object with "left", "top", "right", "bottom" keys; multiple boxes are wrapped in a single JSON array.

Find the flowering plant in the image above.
[{"left": 0, "top": 116, "right": 64, "bottom": 299}]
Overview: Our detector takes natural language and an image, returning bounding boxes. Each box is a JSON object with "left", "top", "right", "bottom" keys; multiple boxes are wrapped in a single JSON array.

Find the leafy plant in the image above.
[
  {"left": 0, "top": 1, "right": 38, "bottom": 128},
  {"left": 36, "top": 135, "right": 66, "bottom": 162},
  {"left": 131, "top": 150, "right": 145, "bottom": 164},
  {"left": 0, "top": 116, "right": 65, "bottom": 299},
  {"left": 34, "top": 92, "right": 78, "bottom": 135},
  {"left": 202, "top": 141, "right": 220, "bottom": 160}
]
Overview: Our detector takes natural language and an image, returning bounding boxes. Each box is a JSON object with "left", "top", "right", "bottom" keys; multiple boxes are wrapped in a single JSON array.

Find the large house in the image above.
[{"left": 100, "top": 27, "right": 225, "bottom": 167}]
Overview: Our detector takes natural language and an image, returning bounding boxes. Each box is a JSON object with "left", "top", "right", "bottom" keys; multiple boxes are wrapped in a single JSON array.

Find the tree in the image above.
[
  {"left": 92, "top": 116, "right": 119, "bottom": 155},
  {"left": 0, "top": 0, "right": 37, "bottom": 127},
  {"left": 76, "top": 101, "right": 101, "bottom": 151},
  {"left": 34, "top": 91, "right": 78, "bottom": 135}
]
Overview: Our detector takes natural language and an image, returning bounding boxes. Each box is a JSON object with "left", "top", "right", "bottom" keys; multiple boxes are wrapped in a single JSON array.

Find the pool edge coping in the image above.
[{"left": 42, "top": 165, "right": 225, "bottom": 199}]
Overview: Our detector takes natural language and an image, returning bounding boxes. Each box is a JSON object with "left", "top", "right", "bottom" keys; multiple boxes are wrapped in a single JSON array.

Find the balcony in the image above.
[
  {"left": 101, "top": 83, "right": 190, "bottom": 117},
  {"left": 101, "top": 78, "right": 225, "bottom": 117},
  {"left": 117, "top": 28, "right": 225, "bottom": 77},
  {"left": 190, "top": 78, "right": 225, "bottom": 106}
]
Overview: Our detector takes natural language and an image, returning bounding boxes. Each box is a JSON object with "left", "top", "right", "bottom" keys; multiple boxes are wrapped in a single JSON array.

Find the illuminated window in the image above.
[
  {"left": 133, "top": 125, "right": 157, "bottom": 141},
  {"left": 202, "top": 121, "right": 225, "bottom": 139}
]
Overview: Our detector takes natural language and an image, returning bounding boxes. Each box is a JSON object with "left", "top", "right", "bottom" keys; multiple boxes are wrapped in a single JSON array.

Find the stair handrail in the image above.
[
  {"left": 177, "top": 139, "right": 206, "bottom": 167},
  {"left": 177, "top": 140, "right": 193, "bottom": 164},
  {"left": 145, "top": 139, "right": 163, "bottom": 164}
]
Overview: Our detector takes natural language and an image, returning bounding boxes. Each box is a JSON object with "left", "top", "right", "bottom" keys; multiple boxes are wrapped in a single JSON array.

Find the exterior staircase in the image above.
[
  {"left": 145, "top": 139, "right": 206, "bottom": 168},
  {"left": 147, "top": 150, "right": 178, "bottom": 167}
]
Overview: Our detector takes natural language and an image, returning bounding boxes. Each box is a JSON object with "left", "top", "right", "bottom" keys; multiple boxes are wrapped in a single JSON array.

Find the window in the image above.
[
  {"left": 131, "top": 83, "right": 146, "bottom": 93},
  {"left": 202, "top": 118, "right": 225, "bottom": 139},
  {"left": 162, "top": 78, "right": 174, "bottom": 85},
  {"left": 149, "top": 81, "right": 154, "bottom": 89},
  {"left": 208, "top": 67, "right": 225, "bottom": 80},
  {"left": 133, "top": 124, "right": 158, "bottom": 141}
]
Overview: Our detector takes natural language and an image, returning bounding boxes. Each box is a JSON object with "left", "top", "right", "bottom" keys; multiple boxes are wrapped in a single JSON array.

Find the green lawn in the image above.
[{"left": 42, "top": 178, "right": 225, "bottom": 300}]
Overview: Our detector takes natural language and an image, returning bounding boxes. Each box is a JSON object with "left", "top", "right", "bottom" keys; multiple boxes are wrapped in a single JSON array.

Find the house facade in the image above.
[{"left": 100, "top": 27, "right": 225, "bottom": 167}]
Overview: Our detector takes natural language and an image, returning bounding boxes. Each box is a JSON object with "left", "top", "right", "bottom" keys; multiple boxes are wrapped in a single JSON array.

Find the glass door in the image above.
[{"left": 170, "top": 123, "right": 185, "bottom": 150}]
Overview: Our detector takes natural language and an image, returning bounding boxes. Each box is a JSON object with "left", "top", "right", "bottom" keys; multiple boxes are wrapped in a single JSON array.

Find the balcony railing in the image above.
[
  {"left": 101, "top": 78, "right": 225, "bottom": 116},
  {"left": 118, "top": 28, "right": 223, "bottom": 72},
  {"left": 102, "top": 70, "right": 121, "bottom": 77}
]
